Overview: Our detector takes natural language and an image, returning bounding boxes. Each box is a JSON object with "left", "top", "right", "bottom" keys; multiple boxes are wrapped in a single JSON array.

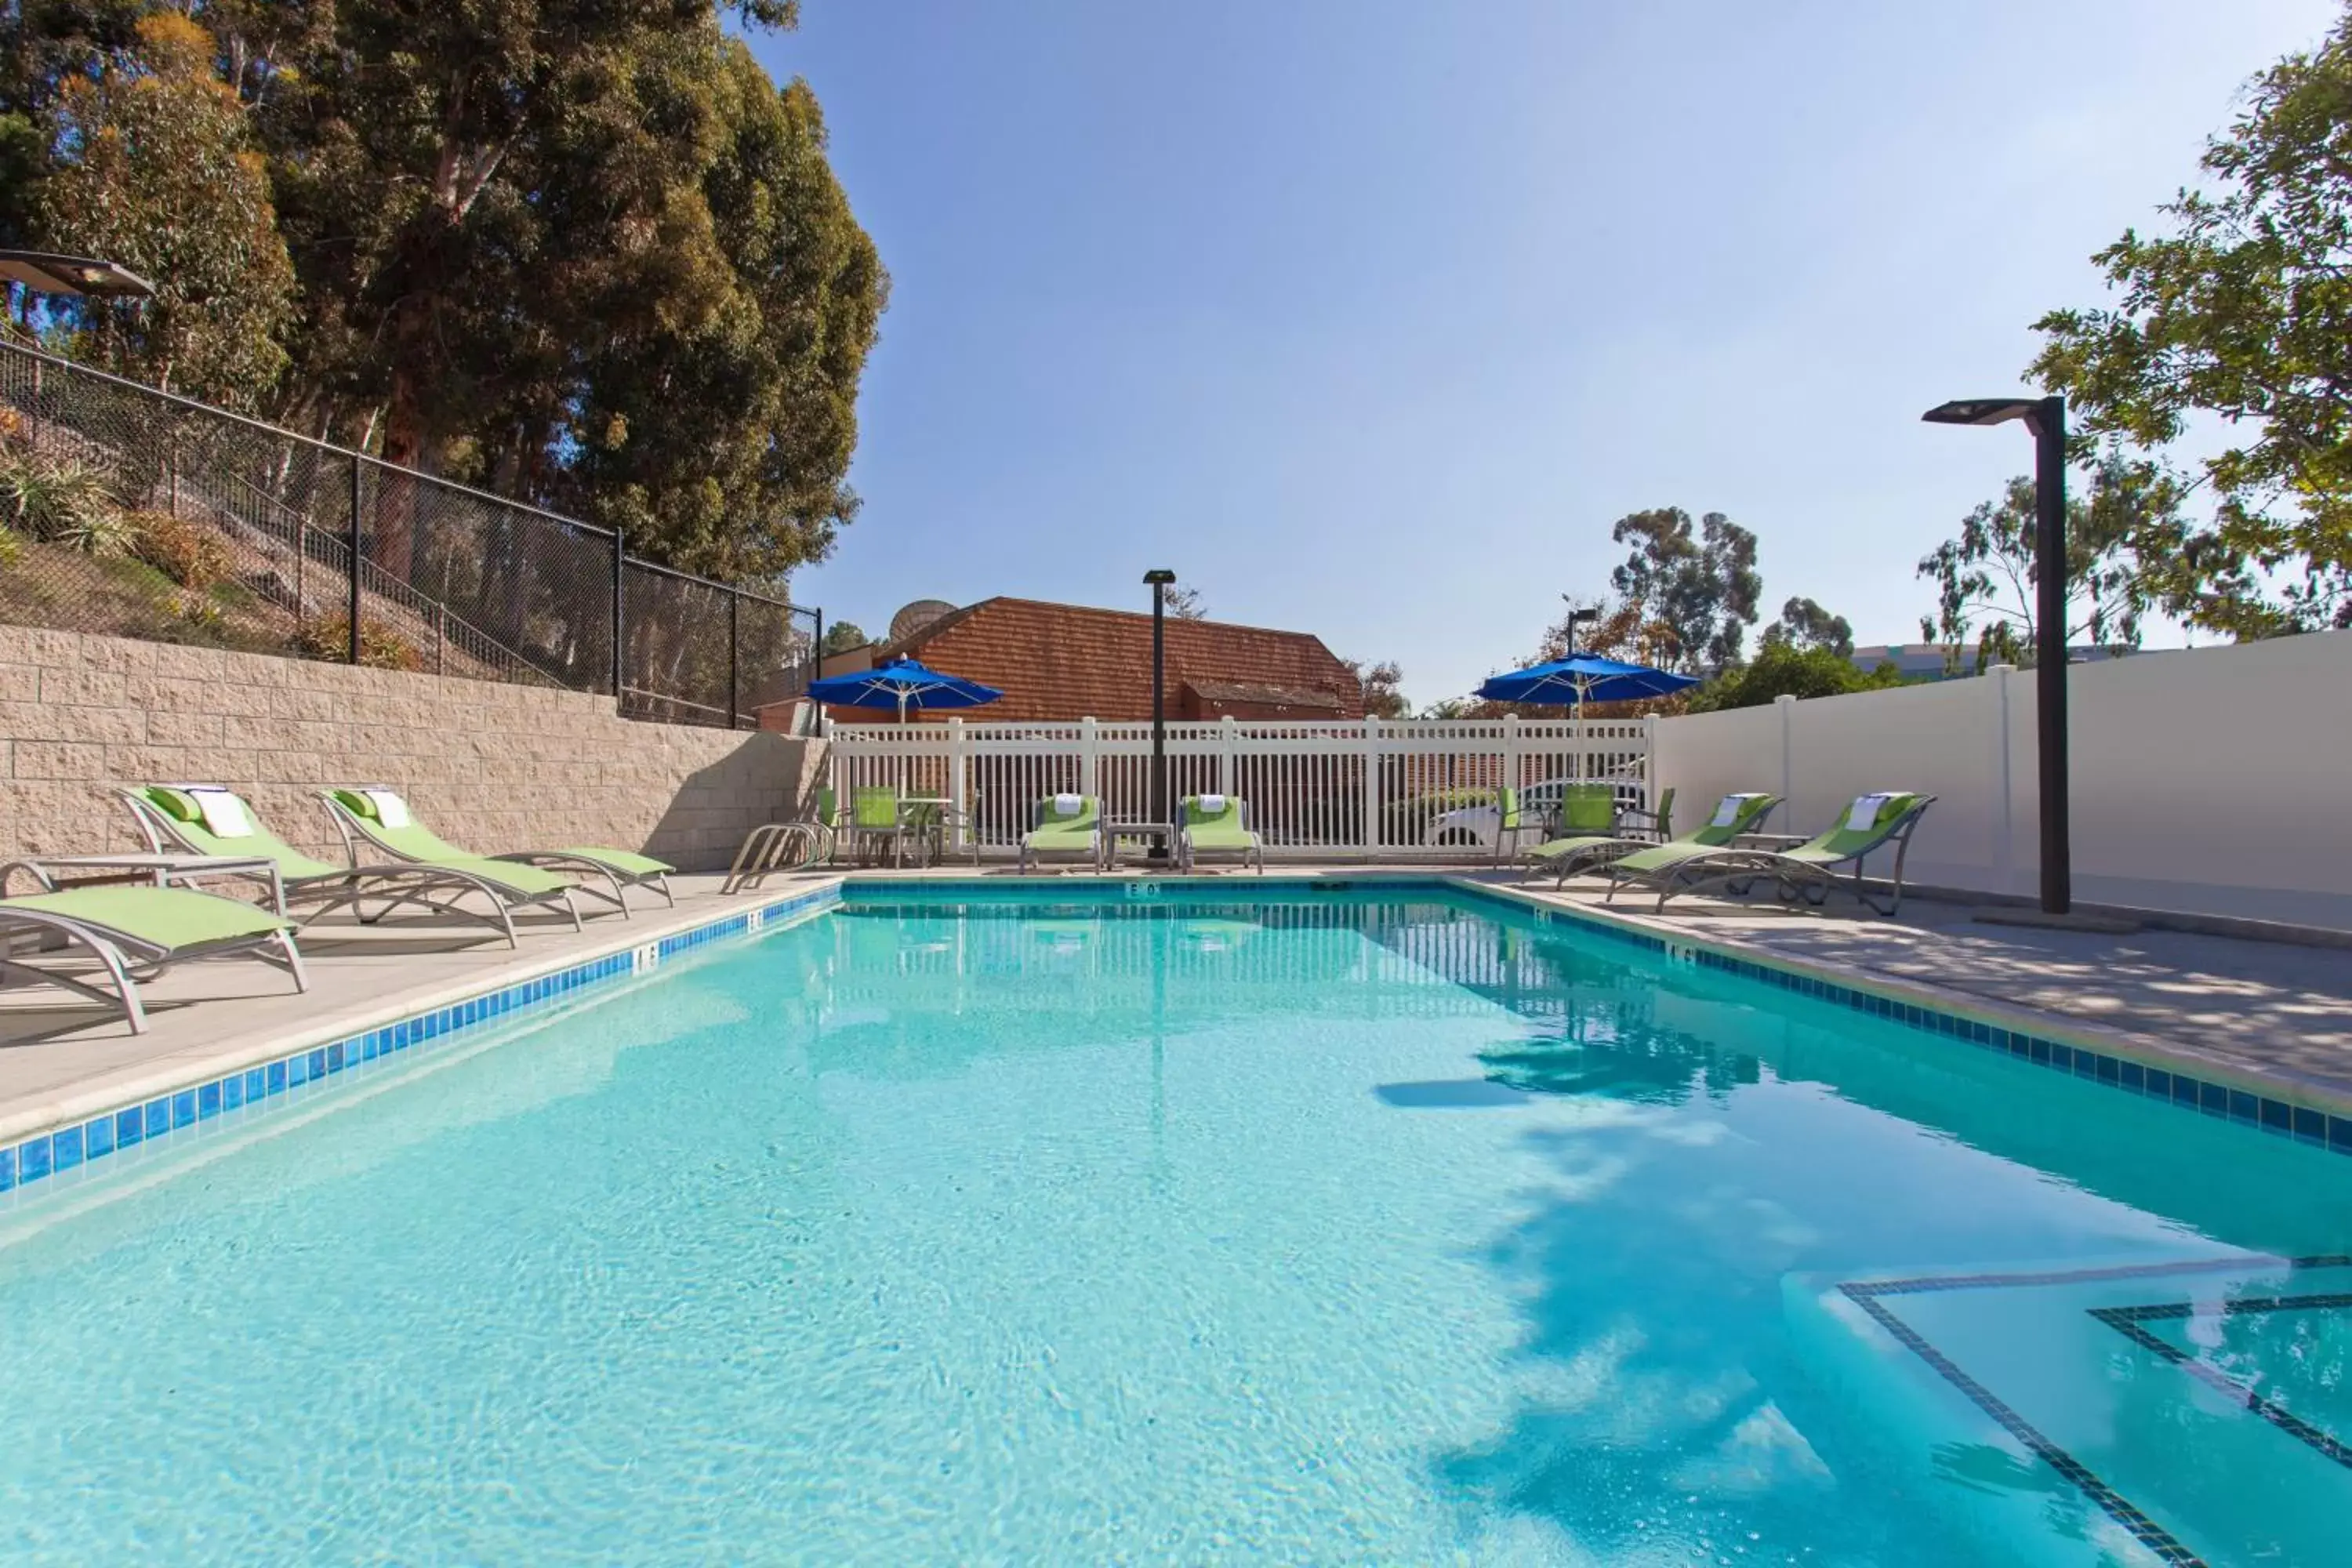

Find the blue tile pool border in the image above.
[
  {"left": 1438, "top": 876, "right": 2352, "bottom": 1164},
  {"left": 0, "top": 884, "right": 840, "bottom": 1200}
]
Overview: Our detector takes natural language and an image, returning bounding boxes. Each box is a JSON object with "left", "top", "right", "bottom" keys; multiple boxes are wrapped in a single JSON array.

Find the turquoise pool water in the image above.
[{"left": 0, "top": 887, "right": 2345, "bottom": 1565}]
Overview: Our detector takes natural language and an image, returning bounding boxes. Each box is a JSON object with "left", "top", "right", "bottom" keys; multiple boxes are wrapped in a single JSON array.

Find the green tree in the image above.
[
  {"left": 1760, "top": 596, "right": 1853, "bottom": 659},
  {"left": 819, "top": 620, "right": 868, "bottom": 656},
  {"left": 1607, "top": 508, "right": 1761, "bottom": 672},
  {"left": 1344, "top": 658, "right": 1410, "bottom": 718},
  {"left": 1685, "top": 641, "right": 1904, "bottom": 712},
  {"left": 37, "top": 13, "right": 295, "bottom": 405},
  {"left": 561, "top": 45, "right": 884, "bottom": 578},
  {"left": 1915, "top": 458, "right": 2171, "bottom": 672},
  {"left": 2031, "top": 2, "right": 2352, "bottom": 633}
]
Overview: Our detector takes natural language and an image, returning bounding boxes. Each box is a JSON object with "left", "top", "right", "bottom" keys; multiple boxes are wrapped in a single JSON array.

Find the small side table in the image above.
[
  {"left": 1098, "top": 821, "right": 1177, "bottom": 872},
  {"left": 0, "top": 853, "right": 289, "bottom": 914}
]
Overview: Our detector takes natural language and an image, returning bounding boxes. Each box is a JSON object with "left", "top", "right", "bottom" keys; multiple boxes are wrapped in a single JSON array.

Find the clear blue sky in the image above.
[{"left": 756, "top": 0, "right": 2335, "bottom": 710}]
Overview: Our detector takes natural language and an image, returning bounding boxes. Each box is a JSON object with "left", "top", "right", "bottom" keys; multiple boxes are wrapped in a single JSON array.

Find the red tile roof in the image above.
[{"left": 822, "top": 597, "right": 1363, "bottom": 724}]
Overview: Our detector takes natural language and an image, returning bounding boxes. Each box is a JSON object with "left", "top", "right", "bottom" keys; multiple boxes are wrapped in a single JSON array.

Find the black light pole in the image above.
[
  {"left": 1563, "top": 607, "right": 1598, "bottom": 655},
  {"left": 1144, "top": 569, "right": 1175, "bottom": 861},
  {"left": 1922, "top": 395, "right": 2071, "bottom": 916}
]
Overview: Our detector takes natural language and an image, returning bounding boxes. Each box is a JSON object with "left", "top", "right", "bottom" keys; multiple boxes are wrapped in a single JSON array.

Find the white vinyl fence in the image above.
[
  {"left": 825, "top": 716, "right": 1653, "bottom": 858},
  {"left": 1650, "top": 630, "right": 2352, "bottom": 929}
]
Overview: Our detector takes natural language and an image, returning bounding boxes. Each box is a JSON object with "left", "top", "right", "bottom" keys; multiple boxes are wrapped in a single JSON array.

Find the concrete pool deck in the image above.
[{"left": 2, "top": 862, "right": 2348, "bottom": 1149}]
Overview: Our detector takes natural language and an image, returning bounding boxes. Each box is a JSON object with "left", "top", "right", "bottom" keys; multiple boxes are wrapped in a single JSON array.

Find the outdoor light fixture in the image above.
[
  {"left": 0, "top": 251, "right": 155, "bottom": 299},
  {"left": 1144, "top": 571, "right": 1177, "bottom": 860},
  {"left": 1922, "top": 393, "right": 2074, "bottom": 917},
  {"left": 1563, "top": 607, "right": 1599, "bottom": 654}
]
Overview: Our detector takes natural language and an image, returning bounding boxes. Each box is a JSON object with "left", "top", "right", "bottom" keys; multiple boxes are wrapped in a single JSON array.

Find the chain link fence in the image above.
[{"left": 0, "top": 339, "right": 817, "bottom": 726}]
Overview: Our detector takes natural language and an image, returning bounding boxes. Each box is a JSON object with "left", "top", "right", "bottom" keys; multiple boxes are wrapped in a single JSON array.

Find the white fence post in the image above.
[
  {"left": 1643, "top": 713, "right": 1661, "bottom": 815},
  {"left": 1080, "top": 716, "right": 1099, "bottom": 800},
  {"left": 1990, "top": 664, "right": 2016, "bottom": 895},
  {"left": 1502, "top": 712, "right": 1523, "bottom": 796},
  {"left": 1218, "top": 714, "right": 1238, "bottom": 795},
  {"left": 1361, "top": 716, "right": 1381, "bottom": 855},
  {"left": 948, "top": 716, "right": 967, "bottom": 853},
  {"left": 1775, "top": 692, "right": 1796, "bottom": 830}
]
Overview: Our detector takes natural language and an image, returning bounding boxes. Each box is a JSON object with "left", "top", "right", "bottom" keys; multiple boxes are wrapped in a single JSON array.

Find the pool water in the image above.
[{"left": 0, "top": 887, "right": 2345, "bottom": 1565}]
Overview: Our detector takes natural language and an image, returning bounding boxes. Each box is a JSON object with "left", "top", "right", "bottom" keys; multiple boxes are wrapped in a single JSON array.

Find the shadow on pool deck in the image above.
[{"left": 1487, "top": 874, "right": 2352, "bottom": 1100}]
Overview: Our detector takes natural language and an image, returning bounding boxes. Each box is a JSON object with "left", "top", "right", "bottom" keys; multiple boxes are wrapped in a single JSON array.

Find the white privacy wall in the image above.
[{"left": 1650, "top": 631, "right": 2352, "bottom": 928}]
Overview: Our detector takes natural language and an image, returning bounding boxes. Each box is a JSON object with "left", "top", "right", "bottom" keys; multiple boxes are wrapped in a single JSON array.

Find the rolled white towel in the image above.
[
  {"left": 1196, "top": 793, "right": 1227, "bottom": 815},
  {"left": 1051, "top": 793, "right": 1083, "bottom": 818},
  {"left": 173, "top": 785, "right": 253, "bottom": 839},
  {"left": 1840, "top": 793, "right": 1893, "bottom": 833},
  {"left": 363, "top": 789, "right": 415, "bottom": 829},
  {"left": 1708, "top": 793, "right": 1766, "bottom": 829}
]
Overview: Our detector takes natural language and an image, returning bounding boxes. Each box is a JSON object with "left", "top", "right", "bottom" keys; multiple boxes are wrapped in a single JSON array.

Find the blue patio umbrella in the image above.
[
  {"left": 808, "top": 655, "right": 1003, "bottom": 722},
  {"left": 1475, "top": 654, "right": 1698, "bottom": 709},
  {"left": 1475, "top": 654, "right": 1698, "bottom": 784}
]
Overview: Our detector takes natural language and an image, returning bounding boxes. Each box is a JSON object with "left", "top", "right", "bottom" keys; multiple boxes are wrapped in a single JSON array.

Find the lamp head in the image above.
[
  {"left": 1142, "top": 569, "right": 1176, "bottom": 586},
  {"left": 1921, "top": 397, "right": 2038, "bottom": 428},
  {"left": 0, "top": 251, "right": 154, "bottom": 299}
]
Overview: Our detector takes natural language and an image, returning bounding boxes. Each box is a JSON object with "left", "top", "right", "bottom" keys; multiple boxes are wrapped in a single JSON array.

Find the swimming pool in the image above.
[{"left": 0, "top": 883, "right": 2343, "bottom": 1564}]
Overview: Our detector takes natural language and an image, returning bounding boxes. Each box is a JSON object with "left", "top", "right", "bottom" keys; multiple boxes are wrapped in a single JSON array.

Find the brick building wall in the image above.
[
  {"left": 0, "top": 626, "right": 822, "bottom": 871},
  {"left": 817, "top": 598, "right": 1364, "bottom": 724}
]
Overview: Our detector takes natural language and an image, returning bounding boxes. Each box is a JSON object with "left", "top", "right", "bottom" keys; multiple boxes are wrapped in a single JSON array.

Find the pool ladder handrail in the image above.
[{"left": 721, "top": 821, "right": 828, "bottom": 894}]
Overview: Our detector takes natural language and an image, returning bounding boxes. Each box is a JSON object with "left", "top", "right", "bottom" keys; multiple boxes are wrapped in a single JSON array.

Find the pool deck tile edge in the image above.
[{"left": 0, "top": 879, "right": 845, "bottom": 1198}]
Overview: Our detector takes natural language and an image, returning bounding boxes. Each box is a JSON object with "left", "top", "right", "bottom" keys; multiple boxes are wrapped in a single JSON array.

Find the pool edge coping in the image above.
[
  {"left": 0, "top": 879, "right": 846, "bottom": 1197},
  {"left": 9, "top": 862, "right": 2346, "bottom": 1195}
]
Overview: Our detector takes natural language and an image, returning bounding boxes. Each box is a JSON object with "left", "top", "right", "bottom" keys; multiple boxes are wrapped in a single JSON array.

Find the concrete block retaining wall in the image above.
[{"left": 0, "top": 626, "right": 822, "bottom": 872}]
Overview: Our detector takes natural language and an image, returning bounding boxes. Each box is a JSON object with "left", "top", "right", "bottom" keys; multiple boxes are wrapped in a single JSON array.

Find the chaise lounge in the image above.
[
  {"left": 1605, "top": 792, "right": 1936, "bottom": 915},
  {"left": 0, "top": 876, "right": 306, "bottom": 1033},
  {"left": 1178, "top": 794, "right": 1263, "bottom": 873},
  {"left": 1536, "top": 790, "right": 1781, "bottom": 885},
  {"left": 122, "top": 785, "right": 579, "bottom": 948},
  {"left": 321, "top": 787, "right": 673, "bottom": 918},
  {"left": 1020, "top": 794, "right": 1100, "bottom": 873}
]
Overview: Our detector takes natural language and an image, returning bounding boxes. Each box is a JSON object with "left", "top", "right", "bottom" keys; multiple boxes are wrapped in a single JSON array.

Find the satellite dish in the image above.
[{"left": 888, "top": 599, "right": 956, "bottom": 644}]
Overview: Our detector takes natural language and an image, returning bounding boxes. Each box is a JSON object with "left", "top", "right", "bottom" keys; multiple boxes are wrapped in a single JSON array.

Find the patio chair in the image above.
[
  {"left": 1614, "top": 786, "right": 1676, "bottom": 842},
  {"left": 1019, "top": 793, "right": 1100, "bottom": 873},
  {"left": 1535, "top": 790, "right": 1780, "bottom": 885},
  {"left": 0, "top": 879, "right": 305, "bottom": 1033},
  {"left": 319, "top": 789, "right": 641, "bottom": 927},
  {"left": 1605, "top": 792, "right": 1936, "bottom": 915},
  {"left": 1178, "top": 794, "right": 1262, "bottom": 873},
  {"left": 848, "top": 785, "right": 909, "bottom": 867},
  {"left": 1489, "top": 786, "right": 1541, "bottom": 867},
  {"left": 1515, "top": 785, "right": 1619, "bottom": 875},
  {"left": 121, "top": 786, "right": 577, "bottom": 949}
]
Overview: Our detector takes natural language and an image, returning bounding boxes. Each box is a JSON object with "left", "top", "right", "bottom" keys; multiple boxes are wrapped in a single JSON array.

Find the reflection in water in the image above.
[{"left": 812, "top": 889, "right": 2352, "bottom": 1563}]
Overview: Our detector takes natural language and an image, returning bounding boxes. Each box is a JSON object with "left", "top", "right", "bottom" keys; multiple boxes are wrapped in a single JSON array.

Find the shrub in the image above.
[
  {"left": 127, "top": 509, "right": 231, "bottom": 588},
  {"left": 296, "top": 614, "right": 422, "bottom": 672},
  {"left": 0, "top": 452, "right": 134, "bottom": 554},
  {"left": 1684, "top": 643, "right": 1907, "bottom": 712}
]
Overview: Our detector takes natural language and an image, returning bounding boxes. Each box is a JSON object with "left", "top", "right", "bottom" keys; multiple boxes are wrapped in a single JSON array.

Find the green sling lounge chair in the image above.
[
  {"left": 0, "top": 879, "right": 305, "bottom": 1033},
  {"left": 1019, "top": 794, "right": 1100, "bottom": 873},
  {"left": 121, "top": 786, "right": 573, "bottom": 949},
  {"left": 1613, "top": 786, "right": 1676, "bottom": 843},
  {"left": 1606, "top": 791, "right": 1936, "bottom": 915},
  {"left": 1489, "top": 786, "right": 1537, "bottom": 866},
  {"left": 848, "top": 785, "right": 909, "bottom": 867},
  {"left": 1178, "top": 794, "right": 1263, "bottom": 873},
  {"left": 320, "top": 788, "right": 650, "bottom": 925},
  {"left": 1515, "top": 784, "right": 1621, "bottom": 874},
  {"left": 1536, "top": 791, "right": 1780, "bottom": 885}
]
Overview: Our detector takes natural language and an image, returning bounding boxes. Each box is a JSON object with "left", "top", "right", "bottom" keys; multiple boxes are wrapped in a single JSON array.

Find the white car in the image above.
[{"left": 1418, "top": 776, "right": 1646, "bottom": 849}]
